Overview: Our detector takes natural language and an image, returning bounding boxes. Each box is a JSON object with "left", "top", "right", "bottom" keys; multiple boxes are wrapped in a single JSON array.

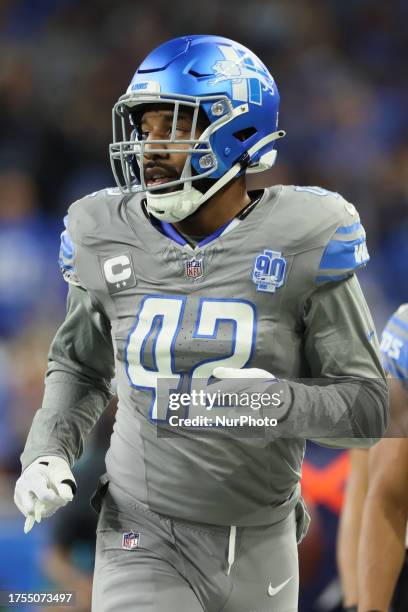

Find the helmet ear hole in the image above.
[{"left": 233, "top": 127, "right": 258, "bottom": 142}]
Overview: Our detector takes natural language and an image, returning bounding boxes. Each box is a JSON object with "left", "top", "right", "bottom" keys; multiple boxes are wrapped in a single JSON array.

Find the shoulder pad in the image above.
[
  {"left": 59, "top": 187, "right": 126, "bottom": 286},
  {"left": 291, "top": 187, "right": 371, "bottom": 285},
  {"left": 67, "top": 186, "right": 142, "bottom": 248},
  {"left": 276, "top": 186, "right": 369, "bottom": 283},
  {"left": 59, "top": 215, "right": 82, "bottom": 287},
  {"left": 380, "top": 304, "right": 408, "bottom": 387}
]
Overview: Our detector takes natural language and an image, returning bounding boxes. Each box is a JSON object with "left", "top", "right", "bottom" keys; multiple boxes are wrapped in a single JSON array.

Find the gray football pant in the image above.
[{"left": 92, "top": 482, "right": 300, "bottom": 612}]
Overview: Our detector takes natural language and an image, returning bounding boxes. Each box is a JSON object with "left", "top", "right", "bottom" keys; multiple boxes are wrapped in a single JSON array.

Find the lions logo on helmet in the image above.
[{"left": 209, "top": 45, "right": 276, "bottom": 105}]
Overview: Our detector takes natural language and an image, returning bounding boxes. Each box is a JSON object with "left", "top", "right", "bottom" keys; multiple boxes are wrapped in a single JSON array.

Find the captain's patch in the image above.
[{"left": 103, "top": 252, "right": 137, "bottom": 294}]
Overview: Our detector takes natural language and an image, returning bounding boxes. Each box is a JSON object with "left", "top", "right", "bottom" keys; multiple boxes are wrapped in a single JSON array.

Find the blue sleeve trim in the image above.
[
  {"left": 58, "top": 215, "right": 81, "bottom": 286},
  {"left": 315, "top": 272, "right": 351, "bottom": 283},
  {"left": 334, "top": 221, "right": 363, "bottom": 235},
  {"left": 390, "top": 315, "right": 408, "bottom": 334},
  {"left": 60, "top": 243, "right": 73, "bottom": 259},
  {"left": 59, "top": 229, "right": 75, "bottom": 271},
  {"left": 319, "top": 236, "right": 369, "bottom": 272},
  {"left": 61, "top": 231, "right": 74, "bottom": 255}
]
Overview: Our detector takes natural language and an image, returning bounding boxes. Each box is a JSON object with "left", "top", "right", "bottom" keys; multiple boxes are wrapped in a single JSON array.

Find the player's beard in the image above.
[
  {"left": 144, "top": 163, "right": 180, "bottom": 194},
  {"left": 143, "top": 154, "right": 218, "bottom": 198},
  {"left": 144, "top": 172, "right": 216, "bottom": 197}
]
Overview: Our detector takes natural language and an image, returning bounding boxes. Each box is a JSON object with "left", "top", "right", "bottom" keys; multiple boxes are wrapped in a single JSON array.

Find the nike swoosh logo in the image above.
[{"left": 268, "top": 576, "right": 292, "bottom": 597}]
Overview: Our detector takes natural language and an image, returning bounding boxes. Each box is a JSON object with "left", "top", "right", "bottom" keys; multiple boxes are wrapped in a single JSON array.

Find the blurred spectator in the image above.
[
  {"left": 0, "top": 169, "right": 65, "bottom": 337},
  {"left": 0, "top": 321, "right": 58, "bottom": 487}
]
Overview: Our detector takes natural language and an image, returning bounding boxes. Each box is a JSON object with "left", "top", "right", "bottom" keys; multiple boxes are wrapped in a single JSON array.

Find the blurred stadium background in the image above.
[{"left": 0, "top": 1, "right": 407, "bottom": 610}]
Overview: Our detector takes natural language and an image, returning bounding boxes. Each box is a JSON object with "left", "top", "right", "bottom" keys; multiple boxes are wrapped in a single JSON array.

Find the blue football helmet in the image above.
[{"left": 110, "top": 35, "right": 285, "bottom": 222}]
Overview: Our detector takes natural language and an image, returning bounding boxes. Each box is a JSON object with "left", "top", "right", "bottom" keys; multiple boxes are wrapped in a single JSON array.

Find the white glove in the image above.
[
  {"left": 213, "top": 366, "right": 277, "bottom": 381},
  {"left": 14, "top": 455, "right": 76, "bottom": 534},
  {"left": 212, "top": 367, "right": 288, "bottom": 425}
]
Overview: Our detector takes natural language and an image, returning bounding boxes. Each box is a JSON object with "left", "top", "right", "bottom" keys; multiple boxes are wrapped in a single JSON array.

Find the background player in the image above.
[
  {"left": 14, "top": 35, "right": 387, "bottom": 612},
  {"left": 337, "top": 448, "right": 368, "bottom": 611},
  {"left": 338, "top": 304, "right": 408, "bottom": 611}
]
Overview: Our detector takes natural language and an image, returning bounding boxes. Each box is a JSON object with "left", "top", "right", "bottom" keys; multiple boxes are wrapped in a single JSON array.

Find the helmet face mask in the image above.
[
  {"left": 109, "top": 35, "right": 285, "bottom": 222},
  {"left": 110, "top": 92, "right": 235, "bottom": 195}
]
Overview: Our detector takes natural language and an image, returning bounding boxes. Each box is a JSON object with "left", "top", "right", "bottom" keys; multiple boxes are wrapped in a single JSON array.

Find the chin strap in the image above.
[
  {"left": 245, "top": 129, "right": 286, "bottom": 172},
  {"left": 146, "top": 129, "right": 285, "bottom": 223}
]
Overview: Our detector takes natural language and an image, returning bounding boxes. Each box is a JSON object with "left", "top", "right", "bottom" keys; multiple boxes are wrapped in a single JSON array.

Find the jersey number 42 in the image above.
[{"left": 125, "top": 295, "right": 256, "bottom": 421}]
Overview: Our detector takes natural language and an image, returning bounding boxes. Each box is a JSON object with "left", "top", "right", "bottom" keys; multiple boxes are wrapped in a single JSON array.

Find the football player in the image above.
[
  {"left": 339, "top": 304, "right": 408, "bottom": 612},
  {"left": 337, "top": 447, "right": 368, "bottom": 611},
  {"left": 338, "top": 304, "right": 408, "bottom": 612},
  {"left": 14, "top": 35, "right": 387, "bottom": 612}
]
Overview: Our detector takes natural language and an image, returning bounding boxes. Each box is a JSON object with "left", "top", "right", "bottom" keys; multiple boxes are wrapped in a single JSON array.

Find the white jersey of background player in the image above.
[{"left": 15, "top": 35, "right": 387, "bottom": 612}]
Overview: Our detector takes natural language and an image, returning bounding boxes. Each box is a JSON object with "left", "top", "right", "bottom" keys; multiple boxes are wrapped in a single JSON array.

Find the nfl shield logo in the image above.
[
  {"left": 122, "top": 531, "right": 140, "bottom": 550},
  {"left": 185, "top": 257, "right": 204, "bottom": 280}
]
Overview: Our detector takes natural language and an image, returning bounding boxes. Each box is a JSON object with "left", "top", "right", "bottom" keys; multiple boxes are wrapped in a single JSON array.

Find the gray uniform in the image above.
[{"left": 21, "top": 185, "right": 387, "bottom": 611}]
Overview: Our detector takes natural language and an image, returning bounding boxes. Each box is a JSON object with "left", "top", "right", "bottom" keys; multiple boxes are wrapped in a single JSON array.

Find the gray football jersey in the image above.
[{"left": 22, "top": 184, "right": 387, "bottom": 526}]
